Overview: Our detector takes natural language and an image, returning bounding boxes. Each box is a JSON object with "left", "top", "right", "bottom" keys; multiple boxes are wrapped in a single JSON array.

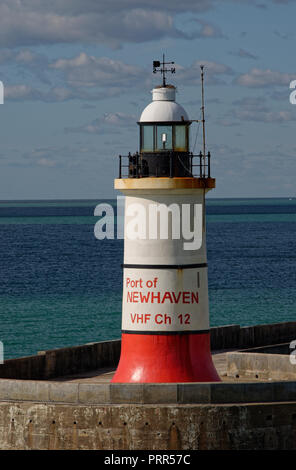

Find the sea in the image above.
[{"left": 0, "top": 197, "right": 295, "bottom": 359}]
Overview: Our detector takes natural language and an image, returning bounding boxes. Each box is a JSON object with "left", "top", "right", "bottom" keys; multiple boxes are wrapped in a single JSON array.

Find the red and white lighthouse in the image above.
[{"left": 112, "top": 58, "right": 220, "bottom": 383}]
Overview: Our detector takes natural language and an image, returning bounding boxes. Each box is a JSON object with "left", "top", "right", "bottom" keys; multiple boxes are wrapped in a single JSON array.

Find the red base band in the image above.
[{"left": 111, "top": 332, "right": 220, "bottom": 383}]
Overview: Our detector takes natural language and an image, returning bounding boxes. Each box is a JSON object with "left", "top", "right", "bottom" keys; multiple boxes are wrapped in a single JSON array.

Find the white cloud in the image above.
[
  {"left": 0, "top": 48, "right": 46, "bottom": 66},
  {"left": 4, "top": 84, "right": 38, "bottom": 100},
  {"left": 230, "top": 48, "right": 258, "bottom": 60},
  {"left": 218, "top": 119, "right": 240, "bottom": 127},
  {"left": 3, "top": 53, "right": 150, "bottom": 102},
  {"left": 232, "top": 96, "right": 267, "bottom": 107},
  {"left": 37, "top": 157, "right": 56, "bottom": 167},
  {"left": 4, "top": 55, "right": 235, "bottom": 103},
  {"left": 16, "top": 144, "right": 99, "bottom": 169},
  {"left": 65, "top": 112, "right": 136, "bottom": 134},
  {"left": 1, "top": 0, "right": 289, "bottom": 48},
  {"left": 0, "top": 1, "right": 216, "bottom": 48},
  {"left": 231, "top": 95, "right": 295, "bottom": 122},
  {"left": 235, "top": 68, "right": 296, "bottom": 88},
  {"left": 51, "top": 53, "right": 146, "bottom": 88},
  {"left": 274, "top": 30, "right": 294, "bottom": 40},
  {"left": 175, "top": 60, "right": 233, "bottom": 86},
  {"left": 236, "top": 109, "right": 296, "bottom": 122},
  {"left": 187, "top": 18, "right": 226, "bottom": 39},
  {"left": 4, "top": 82, "right": 125, "bottom": 102}
]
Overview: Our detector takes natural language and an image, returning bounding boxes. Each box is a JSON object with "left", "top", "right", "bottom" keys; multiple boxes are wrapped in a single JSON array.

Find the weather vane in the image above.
[{"left": 153, "top": 54, "right": 175, "bottom": 87}]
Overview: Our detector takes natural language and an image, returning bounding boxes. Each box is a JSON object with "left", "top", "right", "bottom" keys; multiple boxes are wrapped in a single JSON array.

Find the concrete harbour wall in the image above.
[
  {"left": 210, "top": 321, "right": 296, "bottom": 351},
  {"left": 0, "top": 401, "right": 296, "bottom": 450},
  {"left": 0, "top": 340, "right": 121, "bottom": 380},
  {"left": 0, "top": 321, "right": 296, "bottom": 450},
  {"left": 227, "top": 351, "right": 296, "bottom": 381},
  {"left": 1, "top": 321, "right": 296, "bottom": 380}
]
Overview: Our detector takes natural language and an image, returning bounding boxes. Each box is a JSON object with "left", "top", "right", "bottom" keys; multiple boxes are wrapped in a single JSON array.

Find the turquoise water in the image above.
[{"left": 0, "top": 198, "right": 295, "bottom": 359}]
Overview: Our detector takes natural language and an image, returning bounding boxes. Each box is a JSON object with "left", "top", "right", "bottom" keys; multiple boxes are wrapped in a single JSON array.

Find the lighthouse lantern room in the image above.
[{"left": 112, "top": 57, "right": 220, "bottom": 383}]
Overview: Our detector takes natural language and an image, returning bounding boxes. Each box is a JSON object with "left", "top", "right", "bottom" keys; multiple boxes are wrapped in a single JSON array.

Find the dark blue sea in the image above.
[{"left": 0, "top": 198, "right": 295, "bottom": 359}]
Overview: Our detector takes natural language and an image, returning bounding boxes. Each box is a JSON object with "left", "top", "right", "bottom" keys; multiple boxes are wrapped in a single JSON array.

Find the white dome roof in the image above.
[{"left": 139, "top": 86, "right": 189, "bottom": 123}]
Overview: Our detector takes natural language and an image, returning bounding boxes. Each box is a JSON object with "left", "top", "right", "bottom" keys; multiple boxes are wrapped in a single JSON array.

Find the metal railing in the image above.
[
  {"left": 118, "top": 151, "right": 211, "bottom": 179},
  {"left": 192, "top": 151, "right": 211, "bottom": 178}
]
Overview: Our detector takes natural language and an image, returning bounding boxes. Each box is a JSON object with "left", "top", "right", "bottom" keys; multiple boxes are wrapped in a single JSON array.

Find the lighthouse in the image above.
[{"left": 112, "top": 57, "right": 220, "bottom": 383}]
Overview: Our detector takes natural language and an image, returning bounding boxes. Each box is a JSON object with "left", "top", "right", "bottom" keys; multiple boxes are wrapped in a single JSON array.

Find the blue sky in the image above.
[{"left": 0, "top": 0, "right": 296, "bottom": 199}]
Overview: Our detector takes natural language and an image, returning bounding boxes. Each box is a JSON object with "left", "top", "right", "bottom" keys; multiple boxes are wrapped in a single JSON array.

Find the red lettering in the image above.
[
  {"left": 191, "top": 292, "right": 199, "bottom": 303},
  {"left": 178, "top": 314, "right": 191, "bottom": 325},
  {"left": 151, "top": 292, "right": 161, "bottom": 303},
  {"left": 127, "top": 290, "right": 199, "bottom": 304},
  {"left": 140, "top": 292, "right": 150, "bottom": 302},
  {"left": 164, "top": 314, "right": 172, "bottom": 325},
  {"left": 155, "top": 314, "right": 163, "bottom": 324},
  {"left": 161, "top": 292, "right": 173, "bottom": 303},
  {"left": 130, "top": 313, "right": 151, "bottom": 323},
  {"left": 182, "top": 292, "right": 190, "bottom": 304},
  {"left": 172, "top": 292, "right": 182, "bottom": 303},
  {"left": 131, "top": 313, "right": 137, "bottom": 323},
  {"left": 155, "top": 314, "right": 171, "bottom": 324}
]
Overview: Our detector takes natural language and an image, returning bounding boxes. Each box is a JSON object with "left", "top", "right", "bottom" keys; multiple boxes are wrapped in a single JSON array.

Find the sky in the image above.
[{"left": 0, "top": 0, "right": 296, "bottom": 199}]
